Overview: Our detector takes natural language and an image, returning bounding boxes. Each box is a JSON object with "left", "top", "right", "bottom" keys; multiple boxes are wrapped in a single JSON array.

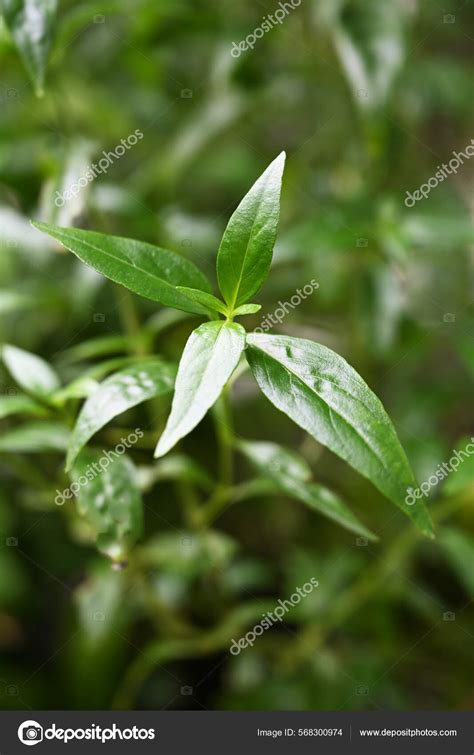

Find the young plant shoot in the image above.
[{"left": 28, "top": 152, "right": 433, "bottom": 561}]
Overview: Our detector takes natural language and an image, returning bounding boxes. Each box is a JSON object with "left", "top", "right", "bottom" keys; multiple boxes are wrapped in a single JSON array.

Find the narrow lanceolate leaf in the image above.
[
  {"left": 237, "top": 439, "right": 312, "bottom": 483},
  {"left": 0, "top": 0, "right": 57, "bottom": 96},
  {"left": 52, "top": 375, "right": 100, "bottom": 405},
  {"left": 58, "top": 335, "right": 130, "bottom": 365},
  {"left": 155, "top": 321, "right": 245, "bottom": 458},
  {"left": 294, "top": 482, "right": 377, "bottom": 540},
  {"left": 0, "top": 394, "right": 49, "bottom": 419},
  {"left": 2, "top": 344, "right": 60, "bottom": 398},
  {"left": 217, "top": 152, "right": 286, "bottom": 309},
  {"left": 176, "top": 286, "right": 227, "bottom": 316},
  {"left": 71, "top": 452, "right": 143, "bottom": 562},
  {"left": 232, "top": 303, "right": 262, "bottom": 316},
  {"left": 31, "top": 222, "right": 213, "bottom": 315},
  {"left": 238, "top": 440, "right": 376, "bottom": 540},
  {"left": 0, "top": 422, "right": 69, "bottom": 452},
  {"left": 246, "top": 334, "right": 434, "bottom": 538},
  {"left": 66, "top": 359, "right": 176, "bottom": 471}
]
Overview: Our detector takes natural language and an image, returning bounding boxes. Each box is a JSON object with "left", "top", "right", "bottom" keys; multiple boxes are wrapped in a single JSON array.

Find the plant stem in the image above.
[
  {"left": 199, "top": 479, "right": 275, "bottom": 527},
  {"left": 114, "top": 287, "right": 146, "bottom": 358},
  {"left": 176, "top": 480, "right": 202, "bottom": 529},
  {"left": 199, "top": 489, "right": 233, "bottom": 526},
  {"left": 111, "top": 602, "right": 267, "bottom": 709},
  {"left": 214, "top": 385, "right": 234, "bottom": 490},
  {"left": 192, "top": 388, "right": 236, "bottom": 528}
]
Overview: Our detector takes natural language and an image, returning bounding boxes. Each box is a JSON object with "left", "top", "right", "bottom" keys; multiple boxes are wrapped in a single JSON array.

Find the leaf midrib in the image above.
[
  {"left": 67, "top": 362, "right": 175, "bottom": 469},
  {"left": 50, "top": 229, "right": 188, "bottom": 300},
  {"left": 227, "top": 176, "right": 270, "bottom": 310},
  {"left": 256, "top": 350, "right": 429, "bottom": 528},
  {"left": 170, "top": 322, "right": 227, "bottom": 430},
  {"left": 252, "top": 342, "right": 395, "bottom": 479}
]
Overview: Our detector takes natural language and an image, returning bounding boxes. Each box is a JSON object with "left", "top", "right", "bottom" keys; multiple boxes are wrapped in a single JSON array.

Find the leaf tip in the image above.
[
  {"left": 272, "top": 151, "right": 286, "bottom": 171},
  {"left": 415, "top": 511, "right": 435, "bottom": 540},
  {"left": 153, "top": 444, "right": 165, "bottom": 460},
  {"left": 154, "top": 433, "right": 171, "bottom": 459},
  {"left": 30, "top": 219, "right": 46, "bottom": 233}
]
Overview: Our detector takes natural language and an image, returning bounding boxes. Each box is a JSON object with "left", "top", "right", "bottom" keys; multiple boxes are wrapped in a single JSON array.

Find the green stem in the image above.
[
  {"left": 199, "top": 479, "right": 271, "bottom": 527},
  {"left": 214, "top": 385, "right": 234, "bottom": 490},
  {"left": 176, "top": 480, "right": 202, "bottom": 529},
  {"left": 192, "top": 386, "right": 236, "bottom": 528},
  {"left": 111, "top": 602, "right": 266, "bottom": 709},
  {"left": 199, "top": 487, "right": 234, "bottom": 527},
  {"left": 114, "top": 287, "right": 146, "bottom": 358}
]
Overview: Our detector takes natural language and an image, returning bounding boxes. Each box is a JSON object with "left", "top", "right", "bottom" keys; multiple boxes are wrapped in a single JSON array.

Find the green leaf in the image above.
[
  {"left": 0, "top": 421, "right": 69, "bottom": 452},
  {"left": 238, "top": 440, "right": 376, "bottom": 540},
  {"left": 71, "top": 451, "right": 143, "bottom": 561},
  {"left": 246, "top": 333, "right": 433, "bottom": 538},
  {"left": 233, "top": 303, "right": 262, "bottom": 315},
  {"left": 52, "top": 376, "right": 100, "bottom": 405},
  {"left": 0, "top": 394, "right": 49, "bottom": 419},
  {"left": 31, "top": 222, "right": 213, "bottom": 315},
  {"left": 58, "top": 335, "right": 130, "bottom": 365},
  {"left": 66, "top": 359, "right": 176, "bottom": 471},
  {"left": 51, "top": 359, "right": 139, "bottom": 407},
  {"left": 0, "top": 0, "right": 57, "bottom": 96},
  {"left": 176, "top": 286, "right": 227, "bottom": 315},
  {"left": 238, "top": 439, "right": 312, "bottom": 482},
  {"left": 216, "top": 152, "right": 286, "bottom": 309},
  {"left": 78, "top": 357, "right": 139, "bottom": 383},
  {"left": 2, "top": 344, "right": 60, "bottom": 398},
  {"left": 155, "top": 321, "right": 245, "bottom": 458},
  {"left": 296, "top": 483, "right": 377, "bottom": 540}
]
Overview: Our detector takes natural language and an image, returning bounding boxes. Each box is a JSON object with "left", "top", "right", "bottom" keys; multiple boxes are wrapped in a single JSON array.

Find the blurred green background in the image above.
[{"left": 0, "top": 0, "right": 473, "bottom": 711}]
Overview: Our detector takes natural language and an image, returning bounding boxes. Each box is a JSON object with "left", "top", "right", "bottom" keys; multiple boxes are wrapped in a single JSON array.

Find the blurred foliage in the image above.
[{"left": 0, "top": 0, "right": 473, "bottom": 712}]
